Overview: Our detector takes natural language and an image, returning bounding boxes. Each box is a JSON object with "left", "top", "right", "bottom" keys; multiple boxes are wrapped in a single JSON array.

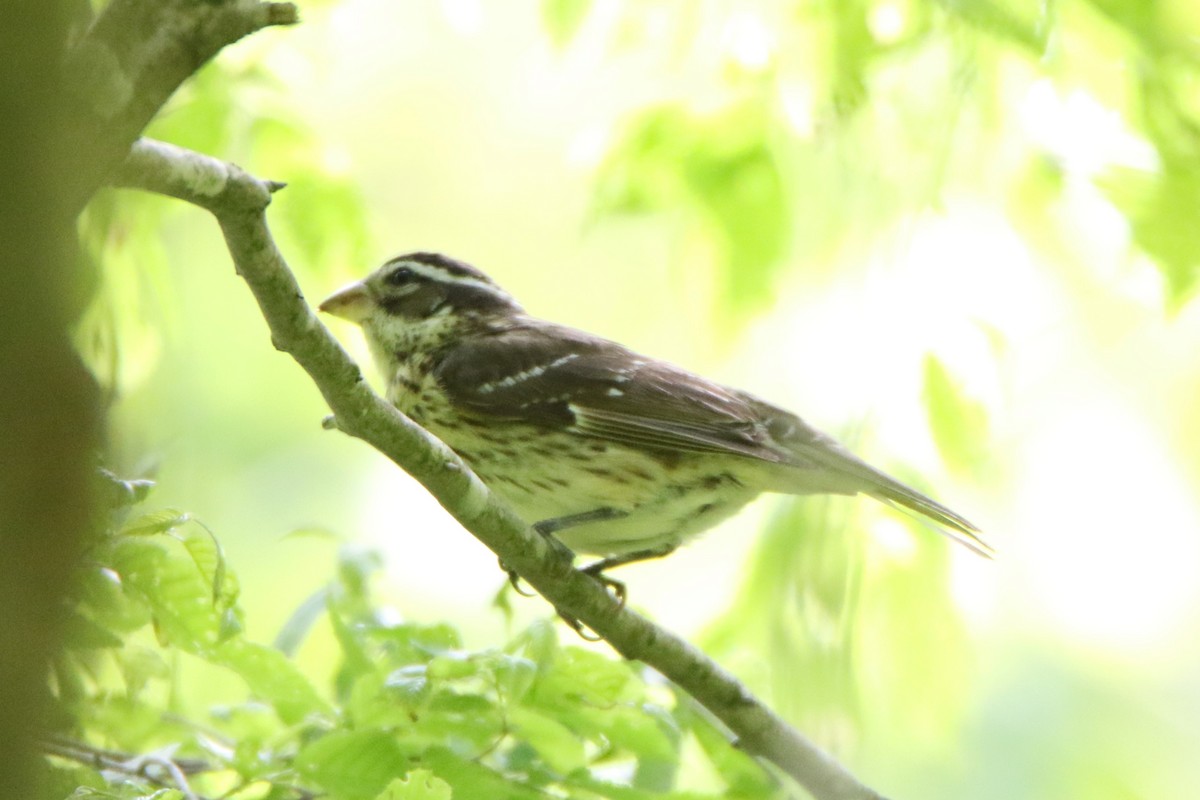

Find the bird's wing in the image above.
[
  {"left": 433, "top": 321, "right": 995, "bottom": 556},
  {"left": 431, "top": 321, "right": 790, "bottom": 463}
]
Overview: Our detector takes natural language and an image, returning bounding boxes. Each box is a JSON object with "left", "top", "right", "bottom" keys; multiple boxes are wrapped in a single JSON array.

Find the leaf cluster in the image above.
[
  {"left": 45, "top": 477, "right": 784, "bottom": 800},
  {"left": 571, "top": 0, "right": 1200, "bottom": 313}
]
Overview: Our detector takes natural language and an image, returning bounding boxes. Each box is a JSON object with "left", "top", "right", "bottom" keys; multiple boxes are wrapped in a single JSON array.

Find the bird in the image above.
[{"left": 319, "top": 252, "right": 991, "bottom": 603}]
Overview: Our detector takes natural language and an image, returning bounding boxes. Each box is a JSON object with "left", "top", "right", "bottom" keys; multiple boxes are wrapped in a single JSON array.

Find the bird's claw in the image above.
[
  {"left": 499, "top": 559, "right": 537, "bottom": 597},
  {"left": 579, "top": 566, "right": 627, "bottom": 610},
  {"left": 497, "top": 555, "right": 627, "bottom": 642},
  {"left": 555, "top": 568, "right": 626, "bottom": 641},
  {"left": 558, "top": 612, "right": 604, "bottom": 641}
]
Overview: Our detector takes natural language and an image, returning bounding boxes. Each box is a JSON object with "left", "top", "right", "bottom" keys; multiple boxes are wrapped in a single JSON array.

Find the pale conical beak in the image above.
[{"left": 319, "top": 281, "right": 373, "bottom": 323}]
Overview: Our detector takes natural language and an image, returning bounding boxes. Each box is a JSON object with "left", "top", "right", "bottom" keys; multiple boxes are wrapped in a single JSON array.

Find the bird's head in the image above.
[{"left": 319, "top": 252, "right": 522, "bottom": 355}]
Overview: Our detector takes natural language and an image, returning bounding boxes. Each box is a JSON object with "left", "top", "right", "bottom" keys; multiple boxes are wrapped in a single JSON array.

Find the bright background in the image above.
[{"left": 89, "top": 1, "right": 1200, "bottom": 797}]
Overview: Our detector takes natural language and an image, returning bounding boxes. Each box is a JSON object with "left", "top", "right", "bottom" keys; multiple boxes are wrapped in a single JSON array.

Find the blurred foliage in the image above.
[
  {"left": 922, "top": 355, "right": 990, "bottom": 475},
  {"left": 46, "top": 477, "right": 786, "bottom": 800},
  {"left": 64, "top": 0, "right": 1200, "bottom": 798},
  {"left": 595, "top": 103, "right": 789, "bottom": 313},
  {"left": 589, "top": 0, "right": 1200, "bottom": 313},
  {"left": 75, "top": 56, "right": 369, "bottom": 401},
  {"left": 581, "top": 0, "right": 1200, "bottom": 772},
  {"left": 701, "top": 490, "right": 972, "bottom": 755},
  {"left": 542, "top": 0, "right": 593, "bottom": 49}
]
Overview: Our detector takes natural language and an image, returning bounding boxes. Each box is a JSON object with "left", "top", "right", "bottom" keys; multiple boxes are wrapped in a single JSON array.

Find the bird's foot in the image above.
[
  {"left": 579, "top": 563, "right": 627, "bottom": 609},
  {"left": 498, "top": 558, "right": 538, "bottom": 597},
  {"left": 553, "top": 563, "right": 631, "bottom": 641},
  {"left": 557, "top": 611, "right": 604, "bottom": 641}
]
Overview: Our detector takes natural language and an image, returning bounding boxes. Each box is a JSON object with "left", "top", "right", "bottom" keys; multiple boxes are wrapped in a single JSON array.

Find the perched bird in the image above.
[{"left": 320, "top": 252, "right": 991, "bottom": 595}]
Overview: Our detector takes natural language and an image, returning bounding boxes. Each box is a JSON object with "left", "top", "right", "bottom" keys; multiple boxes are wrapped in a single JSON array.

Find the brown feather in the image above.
[{"left": 433, "top": 320, "right": 789, "bottom": 462}]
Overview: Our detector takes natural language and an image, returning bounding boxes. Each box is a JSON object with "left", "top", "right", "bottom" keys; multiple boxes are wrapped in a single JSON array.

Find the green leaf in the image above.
[
  {"left": 508, "top": 707, "right": 587, "bottom": 775},
  {"left": 427, "top": 691, "right": 494, "bottom": 715},
  {"left": 700, "top": 497, "right": 864, "bottom": 759},
  {"left": 493, "top": 654, "right": 537, "bottom": 703},
  {"left": 120, "top": 509, "right": 189, "bottom": 537},
  {"left": 274, "top": 585, "right": 332, "bottom": 656},
  {"left": 372, "top": 622, "right": 462, "bottom": 665},
  {"left": 511, "top": 619, "right": 558, "bottom": 670},
  {"left": 212, "top": 639, "right": 331, "bottom": 725},
  {"left": 62, "top": 608, "right": 126, "bottom": 649},
  {"left": 541, "top": 0, "right": 591, "bottom": 48},
  {"left": 384, "top": 664, "right": 432, "bottom": 707},
  {"left": 933, "top": 0, "right": 1048, "bottom": 53},
  {"left": 176, "top": 523, "right": 233, "bottom": 607},
  {"left": 329, "top": 604, "right": 376, "bottom": 698},
  {"left": 690, "top": 721, "right": 780, "bottom": 798},
  {"left": 347, "top": 671, "right": 414, "bottom": 730},
  {"left": 423, "top": 747, "right": 545, "bottom": 800},
  {"left": 119, "top": 645, "right": 172, "bottom": 698},
  {"left": 922, "top": 355, "right": 989, "bottom": 474},
  {"left": 1100, "top": 164, "right": 1200, "bottom": 308},
  {"left": 296, "top": 730, "right": 410, "bottom": 800},
  {"left": 532, "top": 646, "right": 638, "bottom": 711},
  {"left": 375, "top": 771, "right": 453, "bottom": 800},
  {"left": 594, "top": 104, "right": 789, "bottom": 314},
  {"left": 606, "top": 705, "right": 679, "bottom": 762},
  {"left": 859, "top": 535, "right": 972, "bottom": 740},
  {"left": 107, "top": 536, "right": 222, "bottom": 651},
  {"left": 426, "top": 652, "right": 481, "bottom": 680}
]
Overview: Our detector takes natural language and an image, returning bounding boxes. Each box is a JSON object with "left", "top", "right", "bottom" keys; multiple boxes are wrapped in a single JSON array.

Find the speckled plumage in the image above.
[{"left": 320, "top": 252, "right": 991, "bottom": 561}]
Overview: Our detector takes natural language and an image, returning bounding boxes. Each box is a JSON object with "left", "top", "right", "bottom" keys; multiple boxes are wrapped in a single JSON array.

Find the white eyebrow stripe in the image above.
[
  {"left": 392, "top": 259, "right": 516, "bottom": 301},
  {"left": 477, "top": 353, "right": 580, "bottom": 394}
]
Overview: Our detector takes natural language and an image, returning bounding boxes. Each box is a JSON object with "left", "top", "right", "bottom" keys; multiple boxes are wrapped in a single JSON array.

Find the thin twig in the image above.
[{"left": 41, "top": 737, "right": 212, "bottom": 800}]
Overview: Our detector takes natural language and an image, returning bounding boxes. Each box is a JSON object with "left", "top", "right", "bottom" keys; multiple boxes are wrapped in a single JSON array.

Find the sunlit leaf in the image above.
[
  {"left": 384, "top": 664, "right": 432, "bottom": 706},
  {"left": 274, "top": 584, "right": 332, "bottom": 656},
  {"left": 606, "top": 704, "right": 679, "bottom": 762},
  {"left": 922, "top": 354, "right": 990, "bottom": 474},
  {"left": 426, "top": 652, "right": 480, "bottom": 680},
  {"left": 492, "top": 654, "right": 537, "bottom": 703},
  {"left": 508, "top": 707, "right": 587, "bottom": 775},
  {"left": 121, "top": 509, "right": 189, "bottom": 537},
  {"left": 375, "top": 771, "right": 453, "bottom": 800},
  {"left": 347, "top": 671, "right": 417, "bottom": 730},
  {"left": 107, "top": 536, "right": 222, "bottom": 651},
  {"left": 75, "top": 564, "right": 151, "bottom": 634},
  {"left": 422, "top": 747, "right": 546, "bottom": 800},
  {"left": 701, "top": 497, "right": 864, "bottom": 736},
  {"left": 296, "top": 730, "right": 410, "bottom": 800},
  {"left": 858, "top": 534, "right": 973, "bottom": 742},
  {"left": 688, "top": 720, "right": 782, "bottom": 798},
  {"left": 213, "top": 638, "right": 332, "bottom": 725},
  {"left": 119, "top": 645, "right": 173, "bottom": 699},
  {"left": 176, "top": 523, "right": 238, "bottom": 617},
  {"left": 531, "top": 646, "right": 639, "bottom": 711},
  {"left": 541, "top": 0, "right": 591, "bottom": 48},
  {"left": 1100, "top": 165, "right": 1200, "bottom": 308},
  {"left": 510, "top": 618, "right": 558, "bottom": 670},
  {"left": 594, "top": 104, "right": 789, "bottom": 314},
  {"left": 933, "top": 0, "right": 1048, "bottom": 52}
]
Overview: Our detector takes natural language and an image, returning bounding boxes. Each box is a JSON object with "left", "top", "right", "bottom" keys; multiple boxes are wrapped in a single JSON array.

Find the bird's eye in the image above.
[{"left": 385, "top": 266, "right": 415, "bottom": 286}]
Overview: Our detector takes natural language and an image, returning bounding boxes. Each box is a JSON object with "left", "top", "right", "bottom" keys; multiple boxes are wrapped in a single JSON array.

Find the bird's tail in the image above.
[
  {"left": 869, "top": 478, "right": 994, "bottom": 558},
  {"left": 751, "top": 400, "right": 994, "bottom": 556},
  {"left": 777, "top": 433, "right": 994, "bottom": 557}
]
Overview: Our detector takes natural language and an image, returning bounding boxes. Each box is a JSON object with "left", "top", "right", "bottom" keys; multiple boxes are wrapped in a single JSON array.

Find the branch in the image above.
[
  {"left": 41, "top": 737, "right": 211, "bottom": 800},
  {"left": 113, "top": 137, "right": 889, "bottom": 800},
  {"left": 60, "top": 0, "right": 298, "bottom": 216}
]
